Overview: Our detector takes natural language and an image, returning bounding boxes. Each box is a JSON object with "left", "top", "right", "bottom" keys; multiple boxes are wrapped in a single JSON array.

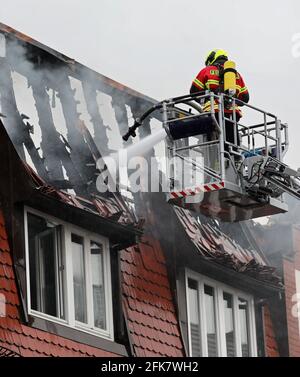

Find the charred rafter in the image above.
[
  {"left": 81, "top": 81, "right": 110, "bottom": 156},
  {"left": 30, "top": 71, "right": 85, "bottom": 192},
  {"left": 52, "top": 71, "right": 97, "bottom": 186},
  {"left": 0, "top": 58, "right": 49, "bottom": 181}
]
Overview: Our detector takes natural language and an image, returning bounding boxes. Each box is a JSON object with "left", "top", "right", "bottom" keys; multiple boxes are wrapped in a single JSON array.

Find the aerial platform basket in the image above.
[{"left": 123, "top": 92, "right": 300, "bottom": 222}]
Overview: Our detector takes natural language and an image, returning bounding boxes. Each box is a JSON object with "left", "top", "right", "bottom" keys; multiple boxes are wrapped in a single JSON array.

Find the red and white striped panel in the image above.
[{"left": 169, "top": 181, "right": 225, "bottom": 199}]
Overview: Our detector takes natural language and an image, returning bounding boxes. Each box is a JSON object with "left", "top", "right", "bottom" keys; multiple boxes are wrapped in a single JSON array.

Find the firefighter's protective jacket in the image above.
[{"left": 190, "top": 64, "right": 249, "bottom": 117}]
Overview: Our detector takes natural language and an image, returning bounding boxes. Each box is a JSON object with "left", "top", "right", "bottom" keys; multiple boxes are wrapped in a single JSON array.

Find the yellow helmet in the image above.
[{"left": 205, "top": 49, "right": 228, "bottom": 66}]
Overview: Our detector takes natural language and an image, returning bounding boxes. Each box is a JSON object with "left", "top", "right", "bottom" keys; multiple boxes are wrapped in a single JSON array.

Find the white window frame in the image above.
[
  {"left": 24, "top": 206, "right": 114, "bottom": 341},
  {"left": 185, "top": 269, "right": 257, "bottom": 357}
]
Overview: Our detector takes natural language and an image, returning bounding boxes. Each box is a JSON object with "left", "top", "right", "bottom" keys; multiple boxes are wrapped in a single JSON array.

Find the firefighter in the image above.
[{"left": 190, "top": 49, "right": 249, "bottom": 155}]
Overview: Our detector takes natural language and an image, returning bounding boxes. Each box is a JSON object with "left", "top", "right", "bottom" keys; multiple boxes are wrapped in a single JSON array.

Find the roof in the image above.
[
  {"left": 25, "top": 163, "right": 135, "bottom": 227},
  {"left": 121, "top": 238, "right": 184, "bottom": 357},
  {"left": 0, "top": 344, "right": 20, "bottom": 357},
  {"left": 174, "top": 206, "right": 282, "bottom": 287},
  {"left": 0, "top": 21, "right": 159, "bottom": 202},
  {"left": 0, "top": 210, "right": 120, "bottom": 357},
  {"left": 0, "top": 115, "right": 141, "bottom": 253}
]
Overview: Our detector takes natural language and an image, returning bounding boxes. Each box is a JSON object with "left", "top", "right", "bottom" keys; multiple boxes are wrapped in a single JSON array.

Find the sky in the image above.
[{"left": 0, "top": 0, "right": 300, "bottom": 167}]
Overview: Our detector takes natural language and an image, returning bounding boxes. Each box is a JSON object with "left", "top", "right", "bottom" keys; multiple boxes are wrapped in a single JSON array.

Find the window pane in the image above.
[
  {"left": 188, "top": 278, "right": 201, "bottom": 356},
  {"left": 223, "top": 292, "right": 235, "bottom": 356},
  {"left": 204, "top": 285, "right": 217, "bottom": 357},
  {"left": 72, "top": 234, "right": 87, "bottom": 323},
  {"left": 238, "top": 298, "right": 250, "bottom": 357},
  {"left": 91, "top": 241, "right": 106, "bottom": 330},
  {"left": 28, "top": 213, "right": 64, "bottom": 318}
]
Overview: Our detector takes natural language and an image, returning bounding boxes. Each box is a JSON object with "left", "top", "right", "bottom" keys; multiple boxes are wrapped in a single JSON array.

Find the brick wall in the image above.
[
  {"left": 282, "top": 225, "right": 300, "bottom": 356},
  {"left": 264, "top": 305, "right": 279, "bottom": 357}
]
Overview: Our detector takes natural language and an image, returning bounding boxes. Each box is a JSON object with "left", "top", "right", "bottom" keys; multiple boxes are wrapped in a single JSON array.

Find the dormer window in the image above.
[{"left": 24, "top": 207, "right": 114, "bottom": 340}]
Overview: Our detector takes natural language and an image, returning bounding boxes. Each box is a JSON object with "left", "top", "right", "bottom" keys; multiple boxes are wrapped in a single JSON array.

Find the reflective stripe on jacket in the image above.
[
  {"left": 202, "top": 100, "right": 242, "bottom": 117},
  {"left": 192, "top": 64, "right": 248, "bottom": 117}
]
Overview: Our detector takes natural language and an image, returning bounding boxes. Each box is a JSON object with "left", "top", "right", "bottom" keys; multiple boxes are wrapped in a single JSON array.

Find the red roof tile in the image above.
[
  {"left": 0, "top": 224, "right": 7, "bottom": 240},
  {"left": 18, "top": 333, "right": 31, "bottom": 350},
  {"left": 5, "top": 303, "right": 19, "bottom": 319},
  {"left": 121, "top": 237, "right": 184, "bottom": 357},
  {"left": 0, "top": 238, "right": 9, "bottom": 252},
  {"left": 0, "top": 341, "right": 21, "bottom": 356},
  {"left": 0, "top": 250, "right": 12, "bottom": 266},
  {"left": 0, "top": 264, "right": 14, "bottom": 279},
  {"left": 18, "top": 348, "right": 33, "bottom": 357}
]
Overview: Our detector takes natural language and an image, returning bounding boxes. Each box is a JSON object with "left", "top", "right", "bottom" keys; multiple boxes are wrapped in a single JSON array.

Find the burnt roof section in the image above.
[
  {"left": 174, "top": 206, "right": 282, "bottom": 288},
  {"left": 0, "top": 22, "right": 152, "bottom": 247},
  {"left": 0, "top": 22, "right": 159, "bottom": 200},
  {"left": 0, "top": 118, "right": 141, "bottom": 251}
]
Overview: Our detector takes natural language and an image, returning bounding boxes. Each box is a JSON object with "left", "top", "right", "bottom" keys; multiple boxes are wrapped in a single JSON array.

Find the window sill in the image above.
[
  {"left": 29, "top": 310, "right": 113, "bottom": 340},
  {"left": 29, "top": 314, "right": 128, "bottom": 356}
]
